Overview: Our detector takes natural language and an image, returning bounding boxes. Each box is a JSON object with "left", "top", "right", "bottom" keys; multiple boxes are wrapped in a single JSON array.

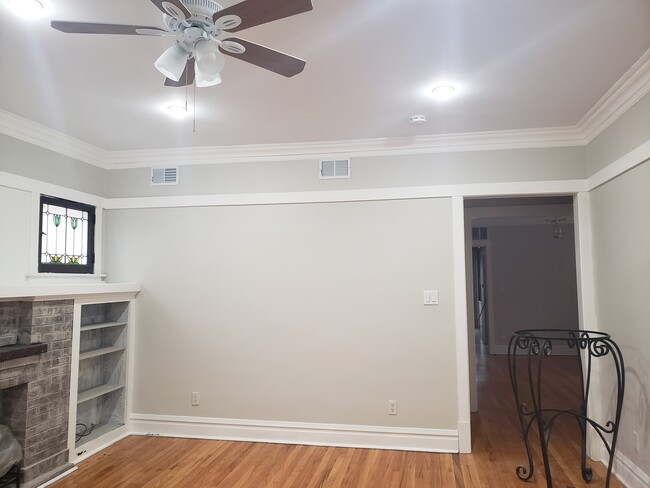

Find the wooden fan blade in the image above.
[
  {"left": 51, "top": 21, "right": 168, "bottom": 35},
  {"left": 213, "top": 0, "right": 313, "bottom": 32},
  {"left": 164, "top": 61, "right": 195, "bottom": 87},
  {"left": 220, "top": 38, "right": 305, "bottom": 77},
  {"left": 150, "top": 0, "right": 191, "bottom": 22}
]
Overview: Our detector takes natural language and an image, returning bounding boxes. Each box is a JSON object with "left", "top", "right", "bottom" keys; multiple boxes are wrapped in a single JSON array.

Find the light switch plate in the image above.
[{"left": 423, "top": 290, "right": 439, "bottom": 305}]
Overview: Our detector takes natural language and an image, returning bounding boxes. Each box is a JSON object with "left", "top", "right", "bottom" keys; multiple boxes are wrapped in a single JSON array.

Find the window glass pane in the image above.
[{"left": 40, "top": 196, "right": 94, "bottom": 271}]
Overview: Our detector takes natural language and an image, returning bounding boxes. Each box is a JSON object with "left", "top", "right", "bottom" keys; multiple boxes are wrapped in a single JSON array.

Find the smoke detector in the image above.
[{"left": 409, "top": 115, "right": 427, "bottom": 125}]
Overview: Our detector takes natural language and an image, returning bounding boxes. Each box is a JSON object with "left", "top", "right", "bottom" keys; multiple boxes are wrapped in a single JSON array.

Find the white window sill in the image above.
[{"left": 26, "top": 273, "right": 107, "bottom": 282}]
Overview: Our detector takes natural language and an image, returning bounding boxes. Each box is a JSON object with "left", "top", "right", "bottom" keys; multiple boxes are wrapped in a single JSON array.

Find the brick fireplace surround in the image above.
[{"left": 0, "top": 300, "right": 74, "bottom": 487}]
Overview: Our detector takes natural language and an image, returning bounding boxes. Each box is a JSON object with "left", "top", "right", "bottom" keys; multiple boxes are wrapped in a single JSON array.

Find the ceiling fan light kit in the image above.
[
  {"left": 196, "top": 70, "right": 222, "bottom": 87},
  {"left": 50, "top": 0, "right": 314, "bottom": 88},
  {"left": 155, "top": 44, "right": 190, "bottom": 81}
]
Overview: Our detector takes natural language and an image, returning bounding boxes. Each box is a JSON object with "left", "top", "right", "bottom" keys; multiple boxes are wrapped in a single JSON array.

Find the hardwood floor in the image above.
[{"left": 53, "top": 346, "right": 623, "bottom": 487}]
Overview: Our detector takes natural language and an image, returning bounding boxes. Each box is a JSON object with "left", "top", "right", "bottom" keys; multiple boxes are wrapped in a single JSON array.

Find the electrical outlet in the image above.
[
  {"left": 388, "top": 400, "right": 398, "bottom": 416},
  {"left": 633, "top": 431, "right": 640, "bottom": 452},
  {"left": 191, "top": 391, "right": 200, "bottom": 406}
]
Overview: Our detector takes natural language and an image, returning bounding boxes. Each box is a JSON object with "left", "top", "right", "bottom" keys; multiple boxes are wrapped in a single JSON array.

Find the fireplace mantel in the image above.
[{"left": 0, "top": 283, "right": 140, "bottom": 302}]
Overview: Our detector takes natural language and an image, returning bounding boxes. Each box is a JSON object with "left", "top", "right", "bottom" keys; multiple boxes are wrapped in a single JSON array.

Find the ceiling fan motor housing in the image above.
[{"left": 165, "top": 0, "right": 223, "bottom": 31}]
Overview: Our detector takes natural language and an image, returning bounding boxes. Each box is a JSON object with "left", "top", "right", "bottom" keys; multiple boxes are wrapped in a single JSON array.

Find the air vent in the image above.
[
  {"left": 320, "top": 158, "right": 350, "bottom": 179},
  {"left": 151, "top": 167, "right": 179, "bottom": 186}
]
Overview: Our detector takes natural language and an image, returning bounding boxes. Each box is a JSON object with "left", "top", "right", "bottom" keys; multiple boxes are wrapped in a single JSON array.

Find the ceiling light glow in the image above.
[
  {"left": 3, "top": 0, "right": 47, "bottom": 19},
  {"left": 166, "top": 104, "right": 188, "bottom": 119},
  {"left": 430, "top": 83, "right": 459, "bottom": 101}
]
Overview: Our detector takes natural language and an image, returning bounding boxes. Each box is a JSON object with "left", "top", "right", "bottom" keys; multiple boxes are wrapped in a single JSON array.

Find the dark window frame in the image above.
[{"left": 38, "top": 195, "right": 96, "bottom": 274}]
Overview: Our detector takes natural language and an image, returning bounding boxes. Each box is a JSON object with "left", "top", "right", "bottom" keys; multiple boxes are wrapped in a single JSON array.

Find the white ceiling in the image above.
[{"left": 0, "top": 0, "right": 649, "bottom": 152}]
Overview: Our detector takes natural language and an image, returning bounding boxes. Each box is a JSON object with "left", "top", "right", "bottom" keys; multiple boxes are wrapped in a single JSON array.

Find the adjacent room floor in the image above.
[{"left": 52, "top": 346, "right": 623, "bottom": 487}]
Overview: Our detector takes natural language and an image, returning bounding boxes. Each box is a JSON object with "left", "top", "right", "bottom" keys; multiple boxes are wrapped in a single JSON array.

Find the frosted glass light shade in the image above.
[
  {"left": 195, "top": 66, "right": 222, "bottom": 87},
  {"left": 194, "top": 39, "right": 225, "bottom": 77},
  {"left": 154, "top": 44, "right": 188, "bottom": 82}
]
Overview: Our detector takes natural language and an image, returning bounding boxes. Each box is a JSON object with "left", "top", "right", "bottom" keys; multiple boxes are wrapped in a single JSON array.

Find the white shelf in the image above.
[
  {"left": 80, "top": 321, "right": 127, "bottom": 332},
  {"left": 0, "top": 283, "right": 140, "bottom": 300},
  {"left": 76, "top": 422, "right": 124, "bottom": 448},
  {"left": 79, "top": 345, "right": 125, "bottom": 361},
  {"left": 77, "top": 384, "right": 124, "bottom": 404}
]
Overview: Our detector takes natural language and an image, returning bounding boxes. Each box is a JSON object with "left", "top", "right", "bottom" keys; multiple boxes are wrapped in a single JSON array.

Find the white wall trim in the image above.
[
  {"left": 0, "top": 109, "right": 108, "bottom": 169},
  {"left": 1, "top": 48, "right": 647, "bottom": 169},
  {"left": 36, "top": 467, "right": 78, "bottom": 488},
  {"left": 0, "top": 170, "right": 106, "bottom": 207},
  {"left": 103, "top": 180, "right": 587, "bottom": 210},
  {"left": 105, "top": 127, "right": 585, "bottom": 168},
  {"left": 452, "top": 196, "right": 472, "bottom": 453},
  {"left": 130, "top": 414, "right": 459, "bottom": 453},
  {"left": 587, "top": 140, "right": 650, "bottom": 190},
  {"left": 612, "top": 451, "right": 650, "bottom": 488},
  {"left": 579, "top": 47, "right": 650, "bottom": 144}
]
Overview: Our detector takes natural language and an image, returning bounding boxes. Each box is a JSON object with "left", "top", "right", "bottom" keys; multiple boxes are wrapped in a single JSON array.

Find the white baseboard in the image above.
[
  {"left": 458, "top": 420, "right": 471, "bottom": 453},
  {"left": 71, "top": 429, "right": 130, "bottom": 464},
  {"left": 612, "top": 451, "right": 650, "bottom": 488},
  {"left": 37, "top": 467, "right": 77, "bottom": 488},
  {"left": 130, "top": 414, "right": 459, "bottom": 453}
]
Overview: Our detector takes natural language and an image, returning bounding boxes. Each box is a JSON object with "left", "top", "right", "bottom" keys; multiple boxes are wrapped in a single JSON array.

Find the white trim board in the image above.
[
  {"left": 0, "top": 47, "right": 648, "bottom": 169},
  {"left": 578, "top": 48, "right": 650, "bottom": 145},
  {"left": 452, "top": 196, "right": 472, "bottom": 453},
  {"left": 104, "top": 180, "right": 587, "bottom": 210},
  {"left": 612, "top": 451, "right": 650, "bottom": 488},
  {"left": 0, "top": 170, "right": 106, "bottom": 208},
  {"left": 587, "top": 140, "right": 650, "bottom": 191},
  {"left": 105, "top": 127, "right": 584, "bottom": 169},
  {"left": 0, "top": 109, "right": 107, "bottom": 169},
  {"left": 130, "top": 414, "right": 459, "bottom": 453}
]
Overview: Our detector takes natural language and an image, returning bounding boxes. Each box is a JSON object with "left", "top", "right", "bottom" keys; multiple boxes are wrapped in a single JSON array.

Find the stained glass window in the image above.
[{"left": 38, "top": 195, "right": 95, "bottom": 274}]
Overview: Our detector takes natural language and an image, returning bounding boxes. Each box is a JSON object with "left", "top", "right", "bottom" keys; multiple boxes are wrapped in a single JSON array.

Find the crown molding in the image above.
[
  {"left": 1, "top": 48, "right": 648, "bottom": 169},
  {"left": 0, "top": 109, "right": 108, "bottom": 169},
  {"left": 577, "top": 47, "right": 650, "bottom": 144},
  {"left": 104, "top": 126, "right": 585, "bottom": 169}
]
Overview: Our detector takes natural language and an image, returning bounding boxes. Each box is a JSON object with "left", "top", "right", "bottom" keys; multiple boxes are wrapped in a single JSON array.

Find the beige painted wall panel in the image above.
[
  {"left": 103, "top": 198, "right": 458, "bottom": 429},
  {"left": 0, "top": 186, "right": 30, "bottom": 286},
  {"left": 0, "top": 134, "right": 107, "bottom": 196},
  {"left": 590, "top": 161, "right": 650, "bottom": 474},
  {"left": 586, "top": 92, "right": 650, "bottom": 176},
  {"left": 105, "top": 146, "right": 586, "bottom": 198}
]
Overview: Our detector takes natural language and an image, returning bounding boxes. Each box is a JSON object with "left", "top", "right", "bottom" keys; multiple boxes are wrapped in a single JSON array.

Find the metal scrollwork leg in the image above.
[
  {"left": 509, "top": 330, "right": 626, "bottom": 488},
  {"left": 508, "top": 335, "right": 535, "bottom": 481}
]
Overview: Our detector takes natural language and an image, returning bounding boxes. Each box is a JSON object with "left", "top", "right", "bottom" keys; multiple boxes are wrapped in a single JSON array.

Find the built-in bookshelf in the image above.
[{"left": 75, "top": 301, "right": 129, "bottom": 449}]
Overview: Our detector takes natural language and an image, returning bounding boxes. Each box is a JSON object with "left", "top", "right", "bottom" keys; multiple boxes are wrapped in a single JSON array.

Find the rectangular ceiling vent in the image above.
[
  {"left": 320, "top": 158, "right": 350, "bottom": 179},
  {"left": 151, "top": 166, "right": 179, "bottom": 186}
]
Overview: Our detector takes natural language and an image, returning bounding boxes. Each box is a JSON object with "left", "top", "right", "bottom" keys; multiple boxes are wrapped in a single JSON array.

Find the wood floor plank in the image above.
[{"left": 53, "top": 348, "right": 625, "bottom": 488}]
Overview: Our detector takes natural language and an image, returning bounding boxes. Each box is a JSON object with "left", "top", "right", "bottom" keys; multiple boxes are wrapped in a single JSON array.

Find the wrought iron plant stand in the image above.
[{"left": 508, "top": 329, "right": 624, "bottom": 488}]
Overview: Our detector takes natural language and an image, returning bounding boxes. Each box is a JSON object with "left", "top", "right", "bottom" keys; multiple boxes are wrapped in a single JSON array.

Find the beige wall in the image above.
[
  {"left": 104, "top": 146, "right": 587, "bottom": 198},
  {"left": 103, "top": 198, "right": 459, "bottom": 429},
  {"left": 590, "top": 161, "right": 650, "bottom": 475},
  {"left": 0, "top": 134, "right": 107, "bottom": 196},
  {"left": 0, "top": 186, "right": 31, "bottom": 285}
]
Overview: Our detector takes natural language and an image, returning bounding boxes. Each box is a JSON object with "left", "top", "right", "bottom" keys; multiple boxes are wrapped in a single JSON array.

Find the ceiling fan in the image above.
[{"left": 51, "top": 0, "right": 313, "bottom": 87}]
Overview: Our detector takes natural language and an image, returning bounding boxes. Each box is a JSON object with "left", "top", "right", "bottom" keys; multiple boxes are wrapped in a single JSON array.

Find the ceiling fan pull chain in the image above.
[{"left": 193, "top": 78, "right": 197, "bottom": 133}]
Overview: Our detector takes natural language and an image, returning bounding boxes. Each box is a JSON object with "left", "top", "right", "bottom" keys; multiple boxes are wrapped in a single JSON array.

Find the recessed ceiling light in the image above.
[
  {"left": 166, "top": 104, "right": 188, "bottom": 119},
  {"left": 430, "top": 83, "right": 459, "bottom": 101},
  {"left": 3, "top": 0, "right": 47, "bottom": 19},
  {"left": 409, "top": 115, "right": 427, "bottom": 125}
]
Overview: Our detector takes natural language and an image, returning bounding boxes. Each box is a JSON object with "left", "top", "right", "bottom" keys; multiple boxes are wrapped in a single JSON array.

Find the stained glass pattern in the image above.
[{"left": 39, "top": 195, "right": 95, "bottom": 273}]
